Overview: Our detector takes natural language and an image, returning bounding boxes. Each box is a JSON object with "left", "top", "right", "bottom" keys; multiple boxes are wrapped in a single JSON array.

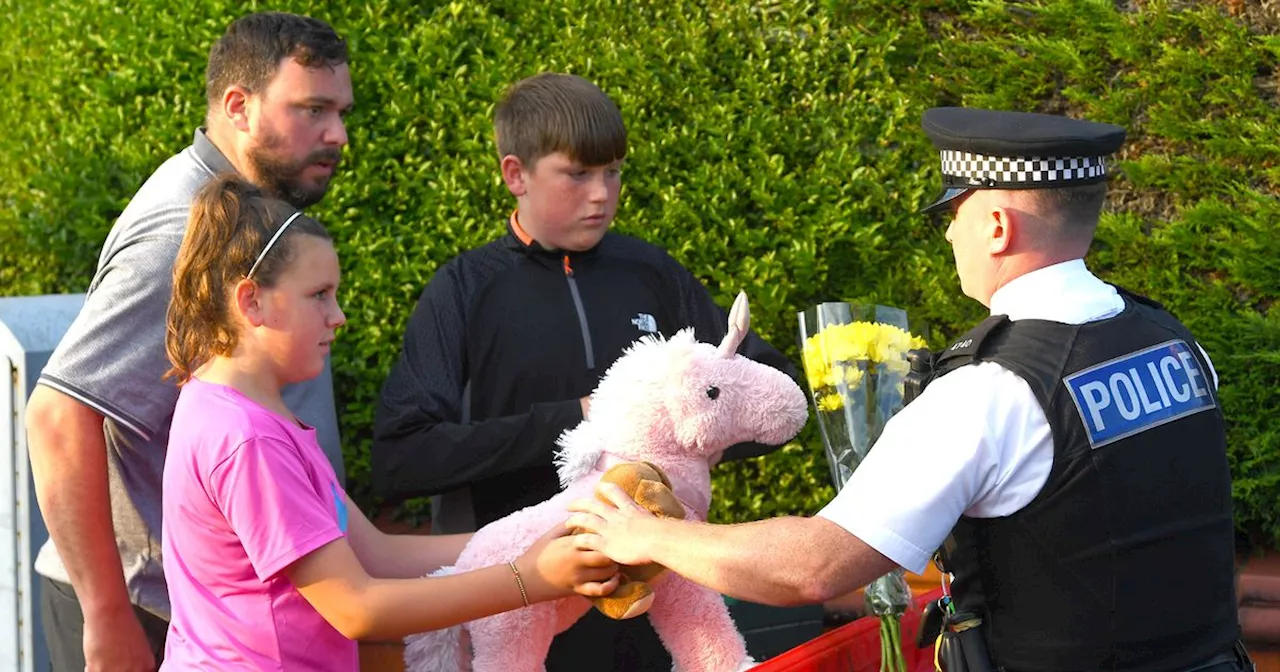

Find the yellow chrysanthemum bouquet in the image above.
[{"left": 798, "top": 303, "right": 927, "bottom": 672}]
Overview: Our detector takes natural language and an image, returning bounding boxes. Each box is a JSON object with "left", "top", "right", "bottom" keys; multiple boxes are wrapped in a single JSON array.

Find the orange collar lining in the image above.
[{"left": 510, "top": 210, "right": 534, "bottom": 246}]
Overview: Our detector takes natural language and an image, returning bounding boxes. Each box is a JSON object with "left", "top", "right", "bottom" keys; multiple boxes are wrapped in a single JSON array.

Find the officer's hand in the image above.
[{"left": 566, "top": 483, "right": 662, "bottom": 567}]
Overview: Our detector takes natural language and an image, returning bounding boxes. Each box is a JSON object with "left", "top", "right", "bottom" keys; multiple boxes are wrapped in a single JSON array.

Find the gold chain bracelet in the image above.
[{"left": 508, "top": 561, "right": 530, "bottom": 607}]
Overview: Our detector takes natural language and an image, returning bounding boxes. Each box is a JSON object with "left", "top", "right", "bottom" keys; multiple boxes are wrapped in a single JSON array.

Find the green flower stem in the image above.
[
  {"left": 880, "top": 615, "right": 906, "bottom": 672},
  {"left": 880, "top": 617, "right": 889, "bottom": 671}
]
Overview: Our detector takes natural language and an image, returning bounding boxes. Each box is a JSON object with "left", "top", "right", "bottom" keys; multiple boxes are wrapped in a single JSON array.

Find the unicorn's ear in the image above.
[{"left": 717, "top": 291, "right": 750, "bottom": 359}]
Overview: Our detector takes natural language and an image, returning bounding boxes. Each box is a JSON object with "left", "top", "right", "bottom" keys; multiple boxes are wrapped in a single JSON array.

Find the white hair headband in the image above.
[{"left": 246, "top": 211, "right": 304, "bottom": 280}]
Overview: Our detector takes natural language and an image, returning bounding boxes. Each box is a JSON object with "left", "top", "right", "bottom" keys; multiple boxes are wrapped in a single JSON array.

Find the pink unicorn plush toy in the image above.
[{"left": 403, "top": 292, "right": 809, "bottom": 672}]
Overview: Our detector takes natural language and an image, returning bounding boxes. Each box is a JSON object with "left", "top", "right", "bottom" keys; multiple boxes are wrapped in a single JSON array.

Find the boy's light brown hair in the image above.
[{"left": 494, "top": 73, "right": 627, "bottom": 167}]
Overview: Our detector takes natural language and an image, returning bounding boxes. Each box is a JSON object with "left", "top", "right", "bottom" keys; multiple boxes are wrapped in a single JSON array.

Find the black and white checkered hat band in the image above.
[{"left": 939, "top": 150, "right": 1107, "bottom": 188}]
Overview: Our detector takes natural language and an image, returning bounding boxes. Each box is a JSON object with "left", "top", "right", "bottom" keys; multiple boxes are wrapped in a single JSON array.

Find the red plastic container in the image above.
[{"left": 753, "top": 589, "right": 944, "bottom": 672}]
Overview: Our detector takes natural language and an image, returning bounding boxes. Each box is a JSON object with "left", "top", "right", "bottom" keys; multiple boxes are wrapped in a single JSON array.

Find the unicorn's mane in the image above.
[{"left": 552, "top": 330, "right": 696, "bottom": 487}]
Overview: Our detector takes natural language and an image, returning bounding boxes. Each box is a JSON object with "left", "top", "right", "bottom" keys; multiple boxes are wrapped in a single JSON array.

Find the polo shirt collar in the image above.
[{"left": 192, "top": 128, "right": 236, "bottom": 175}]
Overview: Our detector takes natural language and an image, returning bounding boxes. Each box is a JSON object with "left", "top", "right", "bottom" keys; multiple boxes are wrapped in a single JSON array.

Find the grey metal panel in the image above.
[
  {"left": 1, "top": 355, "right": 19, "bottom": 670},
  {"left": 0, "top": 294, "right": 86, "bottom": 359},
  {"left": 0, "top": 293, "right": 86, "bottom": 672}
]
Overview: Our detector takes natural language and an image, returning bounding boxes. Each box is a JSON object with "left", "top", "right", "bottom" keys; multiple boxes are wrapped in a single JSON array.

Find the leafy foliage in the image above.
[{"left": 3, "top": 0, "right": 1276, "bottom": 547}]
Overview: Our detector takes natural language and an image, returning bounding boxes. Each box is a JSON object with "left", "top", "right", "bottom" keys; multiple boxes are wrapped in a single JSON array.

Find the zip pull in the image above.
[{"left": 562, "top": 255, "right": 594, "bottom": 369}]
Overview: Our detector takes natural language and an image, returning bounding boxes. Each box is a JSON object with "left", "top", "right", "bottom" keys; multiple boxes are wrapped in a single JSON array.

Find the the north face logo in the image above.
[{"left": 631, "top": 313, "right": 658, "bottom": 334}]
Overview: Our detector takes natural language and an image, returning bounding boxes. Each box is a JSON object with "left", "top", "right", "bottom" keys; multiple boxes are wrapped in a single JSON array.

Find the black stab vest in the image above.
[{"left": 930, "top": 290, "right": 1238, "bottom": 671}]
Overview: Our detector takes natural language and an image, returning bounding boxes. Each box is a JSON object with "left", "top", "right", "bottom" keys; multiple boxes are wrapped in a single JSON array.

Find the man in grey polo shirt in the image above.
[{"left": 24, "top": 12, "right": 353, "bottom": 672}]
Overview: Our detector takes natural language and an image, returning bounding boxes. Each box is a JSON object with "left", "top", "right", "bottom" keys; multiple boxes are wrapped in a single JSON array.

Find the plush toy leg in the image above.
[
  {"left": 592, "top": 578, "right": 656, "bottom": 620},
  {"left": 469, "top": 600, "right": 577, "bottom": 672},
  {"left": 647, "top": 575, "right": 753, "bottom": 672},
  {"left": 403, "top": 623, "right": 468, "bottom": 672},
  {"left": 404, "top": 566, "right": 471, "bottom": 672}
]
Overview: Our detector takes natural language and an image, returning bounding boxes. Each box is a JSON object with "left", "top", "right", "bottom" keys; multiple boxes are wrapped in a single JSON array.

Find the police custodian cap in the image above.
[{"left": 920, "top": 107, "right": 1127, "bottom": 214}]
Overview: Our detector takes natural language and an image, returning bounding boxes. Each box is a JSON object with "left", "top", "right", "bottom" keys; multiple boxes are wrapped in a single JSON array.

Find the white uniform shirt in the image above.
[{"left": 816, "top": 259, "right": 1218, "bottom": 573}]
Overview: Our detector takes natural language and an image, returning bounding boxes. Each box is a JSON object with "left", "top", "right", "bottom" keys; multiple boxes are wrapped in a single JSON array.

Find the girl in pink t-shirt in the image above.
[{"left": 159, "top": 175, "right": 619, "bottom": 670}]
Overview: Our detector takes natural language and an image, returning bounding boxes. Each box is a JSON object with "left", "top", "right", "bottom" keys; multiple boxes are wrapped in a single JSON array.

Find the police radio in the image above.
[{"left": 903, "top": 347, "right": 936, "bottom": 407}]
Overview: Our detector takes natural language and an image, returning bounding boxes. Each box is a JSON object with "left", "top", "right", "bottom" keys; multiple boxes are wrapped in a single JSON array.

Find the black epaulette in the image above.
[
  {"left": 902, "top": 315, "right": 1011, "bottom": 407},
  {"left": 1112, "top": 285, "right": 1166, "bottom": 312},
  {"left": 932, "top": 315, "right": 1012, "bottom": 377}
]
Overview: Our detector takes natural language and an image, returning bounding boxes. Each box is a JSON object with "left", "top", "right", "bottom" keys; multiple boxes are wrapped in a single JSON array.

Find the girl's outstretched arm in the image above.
[
  {"left": 341, "top": 493, "right": 471, "bottom": 579},
  {"left": 285, "top": 525, "right": 618, "bottom": 640}
]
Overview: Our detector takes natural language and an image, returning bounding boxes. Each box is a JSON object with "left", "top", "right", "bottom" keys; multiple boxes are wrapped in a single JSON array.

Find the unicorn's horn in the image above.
[{"left": 717, "top": 291, "right": 750, "bottom": 359}]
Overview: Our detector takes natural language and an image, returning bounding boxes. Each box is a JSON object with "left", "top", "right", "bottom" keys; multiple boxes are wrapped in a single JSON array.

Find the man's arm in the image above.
[
  {"left": 27, "top": 386, "right": 155, "bottom": 670},
  {"left": 569, "top": 362, "right": 1045, "bottom": 605},
  {"left": 568, "top": 486, "right": 896, "bottom": 607},
  {"left": 371, "top": 266, "right": 583, "bottom": 503},
  {"left": 30, "top": 220, "right": 190, "bottom": 671}
]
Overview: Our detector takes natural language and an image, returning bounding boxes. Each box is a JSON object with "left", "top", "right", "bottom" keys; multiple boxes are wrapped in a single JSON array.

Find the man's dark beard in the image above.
[{"left": 246, "top": 130, "right": 343, "bottom": 208}]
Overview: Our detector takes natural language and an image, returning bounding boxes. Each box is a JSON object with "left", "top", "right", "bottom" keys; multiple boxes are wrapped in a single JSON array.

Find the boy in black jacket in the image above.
[{"left": 372, "top": 72, "right": 797, "bottom": 671}]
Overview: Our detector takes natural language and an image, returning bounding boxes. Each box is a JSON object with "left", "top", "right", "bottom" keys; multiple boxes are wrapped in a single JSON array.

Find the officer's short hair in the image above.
[{"left": 1028, "top": 181, "right": 1109, "bottom": 230}]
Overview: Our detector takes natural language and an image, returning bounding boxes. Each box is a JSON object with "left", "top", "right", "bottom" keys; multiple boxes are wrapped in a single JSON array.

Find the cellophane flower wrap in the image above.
[{"left": 798, "top": 303, "right": 925, "bottom": 672}]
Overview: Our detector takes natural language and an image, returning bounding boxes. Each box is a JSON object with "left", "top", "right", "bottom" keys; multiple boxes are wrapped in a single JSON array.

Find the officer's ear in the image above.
[{"left": 988, "top": 205, "right": 1014, "bottom": 255}]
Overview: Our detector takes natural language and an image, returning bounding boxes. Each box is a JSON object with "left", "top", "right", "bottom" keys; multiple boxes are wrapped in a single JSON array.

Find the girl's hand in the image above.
[{"left": 514, "top": 525, "right": 619, "bottom": 603}]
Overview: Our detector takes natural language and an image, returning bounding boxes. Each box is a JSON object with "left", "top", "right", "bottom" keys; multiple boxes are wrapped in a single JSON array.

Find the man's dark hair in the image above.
[
  {"left": 494, "top": 73, "right": 627, "bottom": 168},
  {"left": 205, "top": 12, "right": 347, "bottom": 113}
]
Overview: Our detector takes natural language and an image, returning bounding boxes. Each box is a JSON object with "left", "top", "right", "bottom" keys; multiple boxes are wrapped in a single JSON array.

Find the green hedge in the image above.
[{"left": 3, "top": 0, "right": 1277, "bottom": 548}]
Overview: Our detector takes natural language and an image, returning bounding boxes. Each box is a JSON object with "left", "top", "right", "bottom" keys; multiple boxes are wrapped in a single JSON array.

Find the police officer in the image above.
[{"left": 567, "top": 107, "right": 1250, "bottom": 671}]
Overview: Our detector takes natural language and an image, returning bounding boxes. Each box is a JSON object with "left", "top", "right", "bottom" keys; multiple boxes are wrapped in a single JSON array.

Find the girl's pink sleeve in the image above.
[{"left": 208, "top": 436, "right": 347, "bottom": 581}]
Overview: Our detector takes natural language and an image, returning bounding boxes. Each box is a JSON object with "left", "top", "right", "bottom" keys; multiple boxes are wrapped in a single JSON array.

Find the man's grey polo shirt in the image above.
[{"left": 34, "top": 129, "right": 344, "bottom": 620}]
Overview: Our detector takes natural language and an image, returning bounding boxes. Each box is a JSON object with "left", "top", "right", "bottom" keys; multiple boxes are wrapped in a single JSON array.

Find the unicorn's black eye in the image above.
[{"left": 706, "top": 386, "right": 720, "bottom": 400}]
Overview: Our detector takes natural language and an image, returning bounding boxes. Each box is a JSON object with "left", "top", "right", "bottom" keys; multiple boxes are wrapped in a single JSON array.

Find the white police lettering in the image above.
[
  {"left": 1110, "top": 372, "right": 1140, "bottom": 420},
  {"left": 1146, "top": 361, "right": 1172, "bottom": 407},
  {"left": 1178, "top": 350, "right": 1209, "bottom": 398},
  {"left": 1064, "top": 340, "right": 1216, "bottom": 449},
  {"left": 1077, "top": 381, "right": 1110, "bottom": 431},
  {"left": 1130, "top": 367, "right": 1164, "bottom": 414},
  {"left": 1160, "top": 355, "right": 1190, "bottom": 403},
  {"left": 949, "top": 339, "right": 973, "bottom": 351}
]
